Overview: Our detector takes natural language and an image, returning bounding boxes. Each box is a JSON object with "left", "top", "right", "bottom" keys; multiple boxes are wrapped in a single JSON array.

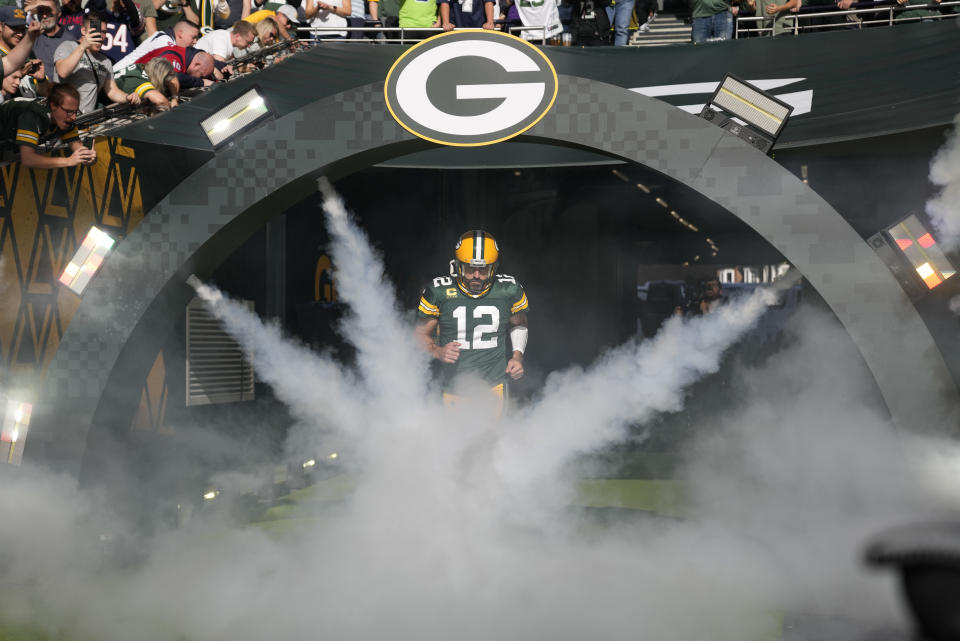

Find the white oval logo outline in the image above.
[{"left": 384, "top": 31, "right": 559, "bottom": 147}]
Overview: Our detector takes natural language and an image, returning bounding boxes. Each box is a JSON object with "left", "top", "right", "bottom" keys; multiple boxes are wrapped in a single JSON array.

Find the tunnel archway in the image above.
[{"left": 31, "top": 76, "right": 957, "bottom": 479}]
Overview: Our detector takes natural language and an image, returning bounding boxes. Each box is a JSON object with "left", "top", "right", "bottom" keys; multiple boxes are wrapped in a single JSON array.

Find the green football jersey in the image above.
[
  {"left": 113, "top": 64, "right": 156, "bottom": 99},
  {"left": 417, "top": 273, "right": 529, "bottom": 389}
]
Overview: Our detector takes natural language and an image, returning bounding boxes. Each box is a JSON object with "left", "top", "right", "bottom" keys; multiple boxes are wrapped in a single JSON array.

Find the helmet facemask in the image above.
[
  {"left": 457, "top": 259, "right": 497, "bottom": 294},
  {"left": 454, "top": 230, "right": 500, "bottom": 296}
]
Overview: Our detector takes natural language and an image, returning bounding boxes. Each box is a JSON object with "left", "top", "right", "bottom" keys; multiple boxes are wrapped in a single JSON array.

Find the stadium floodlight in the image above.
[
  {"left": 59, "top": 226, "right": 115, "bottom": 295},
  {"left": 201, "top": 87, "right": 273, "bottom": 148},
  {"left": 698, "top": 73, "right": 794, "bottom": 154},
  {"left": 1, "top": 399, "right": 32, "bottom": 465},
  {"left": 886, "top": 214, "right": 955, "bottom": 290},
  {"left": 867, "top": 213, "right": 956, "bottom": 300}
]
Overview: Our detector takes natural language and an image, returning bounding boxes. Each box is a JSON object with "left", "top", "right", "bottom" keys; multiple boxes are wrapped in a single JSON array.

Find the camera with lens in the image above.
[{"left": 34, "top": 5, "right": 52, "bottom": 17}]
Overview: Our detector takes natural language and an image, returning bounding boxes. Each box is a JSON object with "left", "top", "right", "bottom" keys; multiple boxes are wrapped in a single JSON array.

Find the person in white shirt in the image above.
[
  {"left": 303, "top": 0, "right": 351, "bottom": 38},
  {"left": 195, "top": 18, "right": 255, "bottom": 60},
  {"left": 512, "top": 0, "right": 561, "bottom": 40},
  {"left": 112, "top": 18, "right": 200, "bottom": 75}
]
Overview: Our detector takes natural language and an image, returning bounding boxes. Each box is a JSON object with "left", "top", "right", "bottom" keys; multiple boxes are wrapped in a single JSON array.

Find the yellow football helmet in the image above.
[{"left": 454, "top": 230, "right": 499, "bottom": 296}]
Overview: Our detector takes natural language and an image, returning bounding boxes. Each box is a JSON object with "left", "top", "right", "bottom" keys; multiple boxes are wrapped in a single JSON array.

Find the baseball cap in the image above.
[
  {"left": 275, "top": 4, "right": 298, "bottom": 25},
  {"left": 0, "top": 6, "right": 28, "bottom": 27}
]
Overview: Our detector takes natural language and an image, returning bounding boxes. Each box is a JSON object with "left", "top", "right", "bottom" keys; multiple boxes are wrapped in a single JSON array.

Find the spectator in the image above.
[
  {"left": 438, "top": 0, "right": 494, "bottom": 29},
  {"left": 142, "top": 55, "right": 179, "bottom": 100},
  {"left": 894, "top": 0, "right": 941, "bottom": 20},
  {"left": 83, "top": 0, "right": 158, "bottom": 62},
  {"left": 211, "top": 0, "right": 251, "bottom": 28},
  {"left": 744, "top": 0, "right": 798, "bottom": 34},
  {"left": 273, "top": 4, "right": 298, "bottom": 36},
  {"left": 0, "top": 67, "right": 22, "bottom": 101},
  {"left": 194, "top": 18, "right": 254, "bottom": 59},
  {"left": 154, "top": 0, "right": 217, "bottom": 34},
  {"left": 568, "top": 0, "right": 612, "bottom": 44},
  {"left": 798, "top": 0, "right": 850, "bottom": 33},
  {"left": 302, "top": 0, "right": 351, "bottom": 38},
  {"left": 245, "top": 4, "right": 297, "bottom": 38},
  {"left": 511, "top": 0, "right": 561, "bottom": 40},
  {"left": 58, "top": 0, "right": 85, "bottom": 37},
  {"left": 2, "top": 8, "right": 52, "bottom": 98},
  {"left": 252, "top": 14, "right": 279, "bottom": 43},
  {"left": 136, "top": 44, "right": 217, "bottom": 87},
  {"left": 368, "top": 0, "right": 401, "bottom": 37},
  {"left": 0, "top": 83, "right": 96, "bottom": 168},
  {"left": 1, "top": 6, "right": 30, "bottom": 56},
  {"left": 498, "top": 0, "right": 520, "bottom": 31},
  {"left": 24, "top": 0, "right": 78, "bottom": 77},
  {"left": 397, "top": 0, "right": 438, "bottom": 37},
  {"left": 114, "top": 55, "right": 176, "bottom": 109},
  {"left": 111, "top": 17, "right": 198, "bottom": 70},
  {"left": 53, "top": 11, "right": 140, "bottom": 113},
  {"left": 605, "top": 0, "right": 635, "bottom": 45},
  {"left": 17, "top": 57, "right": 51, "bottom": 98},
  {"left": 229, "top": 12, "right": 276, "bottom": 60},
  {"left": 635, "top": 0, "right": 656, "bottom": 31},
  {"left": 348, "top": 0, "right": 364, "bottom": 22},
  {"left": 187, "top": 0, "right": 217, "bottom": 31},
  {"left": 691, "top": 0, "right": 734, "bottom": 41}
]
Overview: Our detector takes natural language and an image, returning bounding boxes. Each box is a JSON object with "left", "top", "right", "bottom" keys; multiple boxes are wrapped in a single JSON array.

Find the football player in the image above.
[{"left": 414, "top": 230, "right": 529, "bottom": 413}]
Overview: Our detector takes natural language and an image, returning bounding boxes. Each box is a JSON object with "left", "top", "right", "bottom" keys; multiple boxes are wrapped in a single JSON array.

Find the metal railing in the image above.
[
  {"left": 735, "top": 0, "right": 959, "bottom": 37},
  {"left": 294, "top": 21, "right": 560, "bottom": 44},
  {"left": 297, "top": 1, "right": 958, "bottom": 45}
]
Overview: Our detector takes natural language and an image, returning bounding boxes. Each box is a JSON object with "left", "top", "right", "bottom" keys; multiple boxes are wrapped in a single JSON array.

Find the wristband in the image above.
[{"left": 509, "top": 325, "right": 527, "bottom": 354}]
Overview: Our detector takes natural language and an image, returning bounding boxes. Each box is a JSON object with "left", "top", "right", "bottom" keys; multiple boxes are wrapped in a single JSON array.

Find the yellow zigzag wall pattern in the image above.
[{"left": 0, "top": 138, "right": 145, "bottom": 388}]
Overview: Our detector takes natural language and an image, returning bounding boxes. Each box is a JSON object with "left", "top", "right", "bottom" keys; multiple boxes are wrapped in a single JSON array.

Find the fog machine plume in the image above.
[
  {"left": 1, "top": 182, "right": 958, "bottom": 641},
  {"left": 927, "top": 112, "right": 960, "bottom": 251}
]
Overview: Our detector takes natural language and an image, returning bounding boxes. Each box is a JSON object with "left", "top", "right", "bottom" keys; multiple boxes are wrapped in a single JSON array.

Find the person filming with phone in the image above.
[
  {"left": 0, "top": 6, "right": 48, "bottom": 81},
  {"left": 21, "top": 0, "right": 77, "bottom": 93},
  {"left": 0, "top": 7, "right": 51, "bottom": 99},
  {"left": 0, "top": 82, "right": 96, "bottom": 168},
  {"left": 53, "top": 11, "right": 139, "bottom": 114}
]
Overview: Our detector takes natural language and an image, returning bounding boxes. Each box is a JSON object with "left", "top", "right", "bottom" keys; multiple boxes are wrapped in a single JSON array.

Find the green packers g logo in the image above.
[{"left": 384, "top": 31, "right": 558, "bottom": 147}]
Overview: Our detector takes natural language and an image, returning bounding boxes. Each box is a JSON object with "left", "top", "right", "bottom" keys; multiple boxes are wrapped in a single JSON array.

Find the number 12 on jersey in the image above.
[{"left": 452, "top": 305, "right": 499, "bottom": 350}]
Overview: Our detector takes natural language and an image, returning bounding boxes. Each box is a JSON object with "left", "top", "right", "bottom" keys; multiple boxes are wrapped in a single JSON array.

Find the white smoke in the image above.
[
  {"left": 189, "top": 273, "right": 366, "bottom": 442},
  {"left": 1, "top": 184, "right": 955, "bottom": 641},
  {"left": 317, "top": 178, "right": 433, "bottom": 426},
  {"left": 495, "top": 287, "right": 777, "bottom": 489},
  {"left": 950, "top": 294, "right": 960, "bottom": 316},
  {"left": 926, "top": 112, "right": 960, "bottom": 250}
]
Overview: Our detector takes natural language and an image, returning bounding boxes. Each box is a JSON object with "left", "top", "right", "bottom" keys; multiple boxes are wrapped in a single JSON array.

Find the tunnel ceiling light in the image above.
[
  {"left": 201, "top": 87, "right": 273, "bottom": 148},
  {"left": 59, "top": 226, "right": 114, "bottom": 296},
  {"left": 886, "top": 214, "right": 955, "bottom": 290},
  {"left": 698, "top": 73, "right": 793, "bottom": 155}
]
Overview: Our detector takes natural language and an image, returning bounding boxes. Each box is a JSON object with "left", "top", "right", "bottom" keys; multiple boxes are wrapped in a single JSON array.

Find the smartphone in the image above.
[
  {"left": 25, "top": 12, "right": 35, "bottom": 25},
  {"left": 89, "top": 16, "right": 101, "bottom": 33},
  {"left": 83, "top": 138, "right": 94, "bottom": 149}
]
